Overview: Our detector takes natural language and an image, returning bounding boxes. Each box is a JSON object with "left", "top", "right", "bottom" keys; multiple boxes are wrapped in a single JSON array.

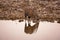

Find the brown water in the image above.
[{"left": 0, "top": 20, "right": 60, "bottom": 40}]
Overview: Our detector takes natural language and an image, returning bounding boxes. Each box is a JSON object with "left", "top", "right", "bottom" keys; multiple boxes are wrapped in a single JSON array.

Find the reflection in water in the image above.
[
  {"left": 0, "top": 20, "right": 60, "bottom": 40},
  {"left": 24, "top": 21, "right": 39, "bottom": 34},
  {"left": 24, "top": 12, "right": 39, "bottom": 34}
]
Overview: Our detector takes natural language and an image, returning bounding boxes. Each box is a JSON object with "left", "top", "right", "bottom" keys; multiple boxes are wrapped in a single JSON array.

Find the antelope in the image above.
[
  {"left": 24, "top": 0, "right": 40, "bottom": 34},
  {"left": 25, "top": 7, "right": 35, "bottom": 26}
]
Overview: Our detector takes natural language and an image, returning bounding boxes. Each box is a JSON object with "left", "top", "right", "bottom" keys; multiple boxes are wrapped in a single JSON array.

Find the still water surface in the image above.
[{"left": 0, "top": 20, "right": 60, "bottom": 40}]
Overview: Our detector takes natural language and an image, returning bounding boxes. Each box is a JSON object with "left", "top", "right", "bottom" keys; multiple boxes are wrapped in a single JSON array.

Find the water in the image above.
[{"left": 0, "top": 20, "right": 60, "bottom": 40}]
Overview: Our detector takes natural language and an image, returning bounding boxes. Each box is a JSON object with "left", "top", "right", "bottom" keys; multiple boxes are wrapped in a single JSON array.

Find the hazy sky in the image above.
[{"left": 0, "top": 20, "right": 60, "bottom": 40}]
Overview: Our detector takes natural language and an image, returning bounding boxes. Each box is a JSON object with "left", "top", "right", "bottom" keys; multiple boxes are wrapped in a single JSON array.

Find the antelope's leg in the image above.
[{"left": 28, "top": 16, "right": 31, "bottom": 25}]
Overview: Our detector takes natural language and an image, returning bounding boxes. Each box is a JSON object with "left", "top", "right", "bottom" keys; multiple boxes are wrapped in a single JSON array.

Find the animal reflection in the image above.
[
  {"left": 24, "top": 21, "right": 39, "bottom": 34},
  {"left": 24, "top": 7, "right": 39, "bottom": 34}
]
